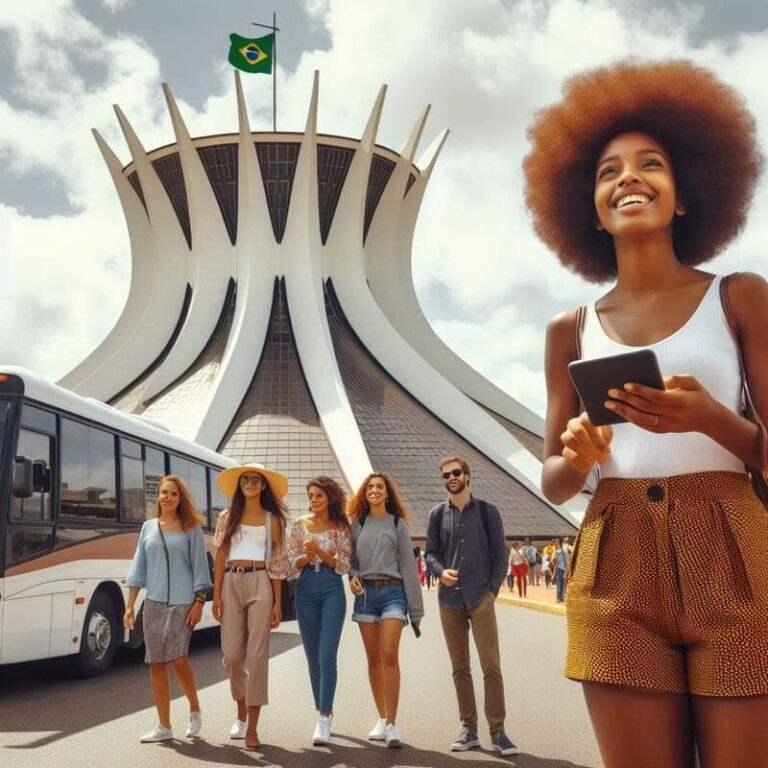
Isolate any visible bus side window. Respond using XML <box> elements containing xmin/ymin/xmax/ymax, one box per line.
<box><xmin>209</xmin><ymin>467</ymin><xmax>228</xmax><ymax>529</ymax></box>
<box><xmin>120</xmin><ymin>439</ymin><xmax>145</xmax><ymax>522</ymax></box>
<box><xmin>144</xmin><ymin>447</ymin><xmax>165</xmax><ymax>519</ymax></box>
<box><xmin>60</xmin><ymin>418</ymin><xmax>117</xmax><ymax>521</ymax></box>
<box><xmin>12</xmin><ymin>429</ymin><xmax>53</xmax><ymax>523</ymax></box>
<box><xmin>188</xmin><ymin>462</ymin><xmax>207</xmax><ymax>523</ymax></box>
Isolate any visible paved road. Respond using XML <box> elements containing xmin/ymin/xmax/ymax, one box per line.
<box><xmin>0</xmin><ymin>590</ymin><xmax>601</xmax><ymax>768</ymax></box>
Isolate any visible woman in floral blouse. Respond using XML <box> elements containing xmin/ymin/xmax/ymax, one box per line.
<box><xmin>288</xmin><ymin>475</ymin><xmax>351</xmax><ymax>747</ymax></box>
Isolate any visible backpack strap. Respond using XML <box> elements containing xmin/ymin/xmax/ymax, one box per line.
<box><xmin>478</xmin><ymin>500</ymin><xmax>490</xmax><ymax>543</ymax></box>
<box><xmin>434</xmin><ymin>501</ymin><xmax>447</xmax><ymax>528</ymax></box>
<box><xmin>426</xmin><ymin>503</ymin><xmax>447</xmax><ymax>576</ymax></box>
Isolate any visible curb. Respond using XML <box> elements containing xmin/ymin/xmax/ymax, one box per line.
<box><xmin>496</xmin><ymin>594</ymin><xmax>566</xmax><ymax>616</ymax></box>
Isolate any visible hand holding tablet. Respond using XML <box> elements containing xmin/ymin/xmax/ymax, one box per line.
<box><xmin>568</xmin><ymin>349</ymin><xmax>665</xmax><ymax>427</ymax></box>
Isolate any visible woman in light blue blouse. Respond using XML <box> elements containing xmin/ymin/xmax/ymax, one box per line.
<box><xmin>124</xmin><ymin>474</ymin><xmax>212</xmax><ymax>743</ymax></box>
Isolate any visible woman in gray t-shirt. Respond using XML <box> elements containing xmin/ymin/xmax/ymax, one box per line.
<box><xmin>347</xmin><ymin>472</ymin><xmax>424</xmax><ymax>749</ymax></box>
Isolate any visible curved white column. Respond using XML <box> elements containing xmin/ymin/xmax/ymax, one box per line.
<box><xmin>281</xmin><ymin>72</ymin><xmax>372</xmax><ymax>488</ymax></box>
<box><xmin>321</xmin><ymin>84</ymin><xmax>387</xmax><ymax>282</ymax></box>
<box><xmin>195</xmin><ymin>71</ymin><xmax>280</xmax><ymax>449</ymax></box>
<box><xmin>138</xmin><ymin>85</ymin><xmax>236</xmax><ymax>410</ymax></box>
<box><xmin>58</xmin><ymin>110</ymin><xmax>190</xmax><ymax>401</ymax></box>
<box><xmin>366</xmin><ymin>122</ymin><xmax>544</xmax><ymax>435</ymax></box>
<box><xmin>326</xmin><ymin>108</ymin><xmax>553</xmax><ymax>510</ymax></box>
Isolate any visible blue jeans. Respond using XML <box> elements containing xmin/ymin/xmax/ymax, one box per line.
<box><xmin>295</xmin><ymin>565</ymin><xmax>346</xmax><ymax>713</ymax></box>
<box><xmin>556</xmin><ymin>568</ymin><xmax>566</xmax><ymax>602</ymax></box>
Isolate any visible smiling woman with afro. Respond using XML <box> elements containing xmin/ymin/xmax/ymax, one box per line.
<box><xmin>530</xmin><ymin>58</ymin><xmax>768</xmax><ymax>768</ymax></box>
<box><xmin>524</xmin><ymin>59</ymin><xmax>762</xmax><ymax>283</ymax></box>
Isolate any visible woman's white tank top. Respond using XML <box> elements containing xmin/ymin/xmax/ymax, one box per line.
<box><xmin>581</xmin><ymin>275</ymin><xmax>743</xmax><ymax>479</ymax></box>
<box><xmin>228</xmin><ymin>524</ymin><xmax>267</xmax><ymax>561</ymax></box>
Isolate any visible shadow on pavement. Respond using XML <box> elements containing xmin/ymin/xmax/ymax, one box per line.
<box><xmin>0</xmin><ymin>628</ymin><xmax>303</xmax><ymax>748</ymax></box>
<box><xmin>141</xmin><ymin>733</ymin><xmax>594</xmax><ymax>768</ymax></box>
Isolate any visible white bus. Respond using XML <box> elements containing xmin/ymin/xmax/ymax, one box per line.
<box><xmin>0</xmin><ymin>367</ymin><xmax>237</xmax><ymax>676</ymax></box>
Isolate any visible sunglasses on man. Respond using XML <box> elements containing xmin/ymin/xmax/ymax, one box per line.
<box><xmin>441</xmin><ymin>469</ymin><xmax>464</xmax><ymax>480</ymax></box>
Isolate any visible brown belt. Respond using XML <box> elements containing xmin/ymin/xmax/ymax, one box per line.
<box><xmin>225</xmin><ymin>560</ymin><xmax>266</xmax><ymax>573</ymax></box>
<box><xmin>363</xmin><ymin>578</ymin><xmax>402</xmax><ymax>588</ymax></box>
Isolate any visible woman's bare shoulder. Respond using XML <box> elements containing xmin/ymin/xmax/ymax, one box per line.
<box><xmin>726</xmin><ymin>271</ymin><xmax>768</xmax><ymax>298</ymax></box>
<box><xmin>723</xmin><ymin>272</ymin><xmax>768</xmax><ymax>328</ymax></box>
<box><xmin>545</xmin><ymin>308</ymin><xmax>585</xmax><ymax>360</ymax></box>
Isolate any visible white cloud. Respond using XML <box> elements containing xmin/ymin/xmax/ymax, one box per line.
<box><xmin>1</xmin><ymin>0</ymin><xmax>767</xmax><ymax>420</ymax></box>
<box><xmin>102</xmin><ymin>0</ymin><xmax>132</xmax><ymax>11</ymax></box>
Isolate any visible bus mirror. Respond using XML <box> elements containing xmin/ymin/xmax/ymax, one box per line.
<box><xmin>12</xmin><ymin>457</ymin><xmax>33</xmax><ymax>499</ymax></box>
<box><xmin>32</xmin><ymin>460</ymin><xmax>51</xmax><ymax>493</ymax></box>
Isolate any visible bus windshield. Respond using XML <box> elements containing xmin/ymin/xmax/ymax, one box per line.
<box><xmin>0</xmin><ymin>397</ymin><xmax>13</xmax><ymax>470</ymax></box>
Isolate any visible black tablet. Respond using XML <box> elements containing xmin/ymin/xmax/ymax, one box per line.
<box><xmin>567</xmin><ymin>349</ymin><xmax>665</xmax><ymax>426</ymax></box>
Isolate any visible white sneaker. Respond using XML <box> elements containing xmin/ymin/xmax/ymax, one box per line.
<box><xmin>312</xmin><ymin>714</ymin><xmax>333</xmax><ymax>745</ymax></box>
<box><xmin>140</xmin><ymin>724</ymin><xmax>174</xmax><ymax>743</ymax></box>
<box><xmin>229</xmin><ymin>719</ymin><xmax>247</xmax><ymax>739</ymax></box>
<box><xmin>184</xmin><ymin>711</ymin><xmax>202</xmax><ymax>738</ymax></box>
<box><xmin>384</xmin><ymin>723</ymin><xmax>402</xmax><ymax>748</ymax></box>
<box><xmin>368</xmin><ymin>717</ymin><xmax>387</xmax><ymax>741</ymax></box>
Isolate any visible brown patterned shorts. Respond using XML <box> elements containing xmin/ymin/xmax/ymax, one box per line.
<box><xmin>565</xmin><ymin>471</ymin><xmax>768</xmax><ymax>697</ymax></box>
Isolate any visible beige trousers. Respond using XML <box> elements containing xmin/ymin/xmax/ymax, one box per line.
<box><xmin>439</xmin><ymin>591</ymin><xmax>506</xmax><ymax>733</ymax></box>
<box><xmin>221</xmin><ymin>569</ymin><xmax>273</xmax><ymax>706</ymax></box>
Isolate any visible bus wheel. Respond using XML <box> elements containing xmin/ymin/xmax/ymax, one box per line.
<box><xmin>74</xmin><ymin>592</ymin><xmax>118</xmax><ymax>677</ymax></box>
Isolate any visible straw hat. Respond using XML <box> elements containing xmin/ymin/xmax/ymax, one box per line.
<box><xmin>216</xmin><ymin>463</ymin><xmax>288</xmax><ymax>500</ymax></box>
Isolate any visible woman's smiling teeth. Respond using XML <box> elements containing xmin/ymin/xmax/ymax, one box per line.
<box><xmin>615</xmin><ymin>193</ymin><xmax>651</xmax><ymax>209</ymax></box>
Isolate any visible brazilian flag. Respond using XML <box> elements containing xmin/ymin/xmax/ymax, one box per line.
<box><xmin>228</xmin><ymin>33</ymin><xmax>273</xmax><ymax>74</ymax></box>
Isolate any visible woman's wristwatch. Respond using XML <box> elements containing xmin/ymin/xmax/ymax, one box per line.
<box><xmin>194</xmin><ymin>590</ymin><xmax>208</xmax><ymax>604</ymax></box>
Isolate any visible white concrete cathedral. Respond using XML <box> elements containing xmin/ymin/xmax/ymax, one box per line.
<box><xmin>59</xmin><ymin>72</ymin><xmax>577</xmax><ymax>536</ymax></box>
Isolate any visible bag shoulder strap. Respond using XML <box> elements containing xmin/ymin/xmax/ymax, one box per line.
<box><xmin>571</xmin><ymin>306</ymin><xmax>588</xmax><ymax>414</ymax></box>
<box><xmin>156</xmin><ymin>519</ymin><xmax>172</xmax><ymax>606</ymax></box>
<box><xmin>574</xmin><ymin>305</ymin><xmax>587</xmax><ymax>360</ymax></box>
<box><xmin>719</xmin><ymin>273</ymin><xmax>768</xmax><ymax>472</ymax></box>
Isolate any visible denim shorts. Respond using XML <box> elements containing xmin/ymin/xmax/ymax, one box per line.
<box><xmin>352</xmin><ymin>582</ymin><xmax>408</xmax><ymax>624</ymax></box>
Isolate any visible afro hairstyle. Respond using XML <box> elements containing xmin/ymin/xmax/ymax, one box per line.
<box><xmin>523</xmin><ymin>59</ymin><xmax>763</xmax><ymax>283</ymax></box>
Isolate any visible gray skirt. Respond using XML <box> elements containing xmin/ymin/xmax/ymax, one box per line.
<box><xmin>143</xmin><ymin>599</ymin><xmax>193</xmax><ymax>664</ymax></box>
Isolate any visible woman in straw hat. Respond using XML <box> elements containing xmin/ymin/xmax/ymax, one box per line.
<box><xmin>528</xmin><ymin>59</ymin><xmax>768</xmax><ymax>767</ymax></box>
<box><xmin>212</xmin><ymin>463</ymin><xmax>289</xmax><ymax>750</ymax></box>
<box><xmin>124</xmin><ymin>474</ymin><xmax>211</xmax><ymax>743</ymax></box>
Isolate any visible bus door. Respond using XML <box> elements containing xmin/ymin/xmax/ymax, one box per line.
<box><xmin>1</xmin><ymin>406</ymin><xmax>62</xmax><ymax>664</ymax></box>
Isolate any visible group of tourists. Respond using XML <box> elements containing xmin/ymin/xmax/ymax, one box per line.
<box><xmin>505</xmin><ymin>538</ymin><xmax>571</xmax><ymax>601</ymax></box>
<box><xmin>123</xmin><ymin>55</ymin><xmax>768</xmax><ymax>768</ymax></box>
<box><xmin>124</xmin><ymin>456</ymin><xmax>518</xmax><ymax>756</ymax></box>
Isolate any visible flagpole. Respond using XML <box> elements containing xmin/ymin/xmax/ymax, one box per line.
<box><xmin>272</xmin><ymin>11</ymin><xmax>277</xmax><ymax>132</ymax></box>
<box><xmin>251</xmin><ymin>15</ymin><xmax>280</xmax><ymax>132</ymax></box>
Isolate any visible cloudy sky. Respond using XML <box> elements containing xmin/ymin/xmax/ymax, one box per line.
<box><xmin>1</xmin><ymin>0</ymin><xmax>767</xmax><ymax>418</ymax></box>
